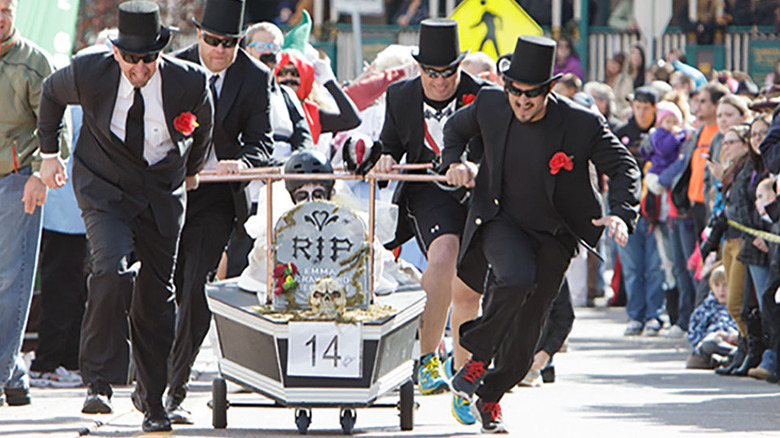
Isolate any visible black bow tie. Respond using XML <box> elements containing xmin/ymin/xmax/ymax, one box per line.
<box><xmin>424</xmin><ymin>107</ymin><xmax>453</xmax><ymax>122</ymax></box>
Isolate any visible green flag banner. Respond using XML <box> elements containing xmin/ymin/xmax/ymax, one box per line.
<box><xmin>15</xmin><ymin>0</ymin><xmax>81</xmax><ymax>67</ymax></box>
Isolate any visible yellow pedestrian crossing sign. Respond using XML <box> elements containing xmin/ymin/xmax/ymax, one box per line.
<box><xmin>450</xmin><ymin>0</ymin><xmax>542</xmax><ymax>60</ymax></box>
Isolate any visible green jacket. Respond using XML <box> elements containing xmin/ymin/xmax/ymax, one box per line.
<box><xmin>0</xmin><ymin>29</ymin><xmax>69</xmax><ymax>179</ymax></box>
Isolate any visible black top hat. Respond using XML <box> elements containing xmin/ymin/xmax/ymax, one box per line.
<box><xmin>110</xmin><ymin>1</ymin><xmax>173</xmax><ymax>54</ymax></box>
<box><xmin>193</xmin><ymin>0</ymin><xmax>245</xmax><ymax>38</ymax></box>
<box><xmin>412</xmin><ymin>18</ymin><xmax>467</xmax><ymax>68</ymax></box>
<box><xmin>501</xmin><ymin>35</ymin><xmax>562</xmax><ymax>86</ymax></box>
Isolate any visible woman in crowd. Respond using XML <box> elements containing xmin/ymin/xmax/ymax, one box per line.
<box><xmin>605</xmin><ymin>52</ymin><xmax>633</xmax><ymax>119</ymax></box>
<box><xmin>553</xmin><ymin>34</ymin><xmax>585</xmax><ymax>80</ymax></box>
<box><xmin>740</xmin><ymin>114</ymin><xmax>777</xmax><ymax>379</ymax></box>
<box><xmin>628</xmin><ymin>43</ymin><xmax>647</xmax><ymax>92</ymax></box>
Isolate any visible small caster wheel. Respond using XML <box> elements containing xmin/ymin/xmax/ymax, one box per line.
<box><xmin>295</xmin><ymin>408</ymin><xmax>311</xmax><ymax>434</ymax></box>
<box><xmin>340</xmin><ymin>408</ymin><xmax>356</xmax><ymax>434</ymax></box>
<box><xmin>399</xmin><ymin>379</ymin><xmax>414</xmax><ymax>430</ymax></box>
<box><xmin>212</xmin><ymin>377</ymin><xmax>227</xmax><ymax>429</ymax></box>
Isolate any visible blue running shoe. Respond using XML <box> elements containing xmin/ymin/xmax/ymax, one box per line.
<box><xmin>444</xmin><ymin>356</ymin><xmax>455</xmax><ymax>380</ymax></box>
<box><xmin>451</xmin><ymin>393</ymin><xmax>476</xmax><ymax>425</ymax></box>
<box><xmin>416</xmin><ymin>353</ymin><xmax>449</xmax><ymax>395</ymax></box>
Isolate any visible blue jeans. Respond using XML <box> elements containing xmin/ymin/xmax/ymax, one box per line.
<box><xmin>747</xmin><ymin>263</ymin><xmax>771</xmax><ymax>314</ymax></box>
<box><xmin>669</xmin><ymin>217</ymin><xmax>698</xmax><ymax>330</ymax></box>
<box><xmin>0</xmin><ymin>170</ymin><xmax>42</xmax><ymax>387</ymax></box>
<box><xmin>618</xmin><ymin>217</ymin><xmax>665</xmax><ymax>323</ymax></box>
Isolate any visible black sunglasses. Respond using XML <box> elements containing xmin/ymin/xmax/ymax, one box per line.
<box><xmin>278</xmin><ymin>66</ymin><xmax>299</xmax><ymax>77</ymax></box>
<box><xmin>202</xmin><ymin>33</ymin><xmax>239</xmax><ymax>48</ymax></box>
<box><xmin>120</xmin><ymin>50</ymin><xmax>159</xmax><ymax>64</ymax></box>
<box><xmin>421</xmin><ymin>65</ymin><xmax>459</xmax><ymax>79</ymax></box>
<box><xmin>505</xmin><ymin>82</ymin><xmax>550</xmax><ymax>98</ymax></box>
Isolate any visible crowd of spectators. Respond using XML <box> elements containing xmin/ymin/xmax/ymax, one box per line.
<box><xmin>577</xmin><ymin>39</ymin><xmax>780</xmax><ymax>385</ymax></box>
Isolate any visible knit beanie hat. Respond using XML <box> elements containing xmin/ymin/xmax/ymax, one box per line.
<box><xmin>656</xmin><ymin>100</ymin><xmax>682</xmax><ymax>126</ymax></box>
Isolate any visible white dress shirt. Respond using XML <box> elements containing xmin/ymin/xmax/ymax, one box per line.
<box><xmin>200</xmin><ymin>58</ymin><xmax>226</xmax><ymax>171</ymax></box>
<box><xmin>422</xmin><ymin>99</ymin><xmax>457</xmax><ymax>155</ymax></box>
<box><xmin>109</xmin><ymin>68</ymin><xmax>174</xmax><ymax>166</ymax></box>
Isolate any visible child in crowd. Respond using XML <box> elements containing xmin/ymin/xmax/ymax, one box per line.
<box><xmin>686</xmin><ymin>264</ymin><xmax>739</xmax><ymax>369</ymax></box>
<box><xmin>755</xmin><ymin>176</ymin><xmax>777</xmax><ymax>225</ymax></box>
<box><xmin>643</xmin><ymin>100</ymin><xmax>686</xmax><ymax>195</ymax></box>
<box><xmin>747</xmin><ymin>176</ymin><xmax>779</xmax><ymax>380</ymax></box>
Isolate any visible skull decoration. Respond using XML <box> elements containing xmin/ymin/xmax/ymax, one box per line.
<box><xmin>308</xmin><ymin>277</ymin><xmax>347</xmax><ymax>319</ymax></box>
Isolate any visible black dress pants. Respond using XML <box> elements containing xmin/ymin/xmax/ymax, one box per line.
<box><xmin>169</xmin><ymin>183</ymin><xmax>235</xmax><ymax>392</ymax></box>
<box><xmin>81</xmin><ymin>207</ymin><xmax>178</xmax><ymax>411</ymax></box>
<box><xmin>458</xmin><ymin>216</ymin><xmax>576</xmax><ymax>402</ymax></box>
<box><xmin>30</xmin><ymin>229</ymin><xmax>87</xmax><ymax>372</ymax></box>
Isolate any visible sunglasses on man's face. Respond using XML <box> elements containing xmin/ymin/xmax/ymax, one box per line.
<box><xmin>420</xmin><ymin>65</ymin><xmax>459</xmax><ymax>79</ymax></box>
<box><xmin>278</xmin><ymin>66</ymin><xmax>299</xmax><ymax>78</ymax></box>
<box><xmin>248</xmin><ymin>40</ymin><xmax>281</xmax><ymax>55</ymax></box>
<box><xmin>120</xmin><ymin>50</ymin><xmax>159</xmax><ymax>64</ymax></box>
<box><xmin>201</xmin><ymin>33</ymin><xmax>239</xmax><ymax>48</ymax></box>
<box><xmin>505</xmin><ymin>82</ymin><xmax>550</xmax><ymax>99</ymax></box>
<box><xmin>292</xmin><ymin>187</ymin><xmax>329</xmax><ymax>203</ymax></box>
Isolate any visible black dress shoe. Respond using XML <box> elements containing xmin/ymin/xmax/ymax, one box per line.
<box><xmin>165</xmin><ymin>387</ymin><xmax>193</xmax><ymax>425</ymax></box>
<box><xmin>167</xmin><ymin>404</ymin><xmax>193</xmax><ymax>425</ymax></box>
<box><xmin>82</xmin><ymin>383</ymin><xmax>112</xmax><ymax>414</ymax></box>
<box><xmin>4</xmin><ymin>387</ymin><xmax>31</xmax><ymax>406</ymax></box>
<box><xmin>142</xmin><ymin>412</ymin><xmax>172</xmax><ymax>432</ymax></box>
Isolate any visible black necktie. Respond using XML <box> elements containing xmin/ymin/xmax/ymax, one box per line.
<box><xmin>209</xmin><ymin>74</ymin><xmax>219</xmax><ymax>104</ymax></box>
<box><xmin>125</xmin><ymin>87</ymin><xmax>145</xmax><ymax>161</ymax></box>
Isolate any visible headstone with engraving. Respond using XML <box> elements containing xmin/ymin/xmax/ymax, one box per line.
<box><xmin>272</xmin><ymin>201</ymin><xmax>370</xmax><ymax>310</ymax></box>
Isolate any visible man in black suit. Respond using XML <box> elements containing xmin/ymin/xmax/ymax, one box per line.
<box><xmin>373</xmin><ymin>18</ymin><xmax>488</xmax><ymax>417</ymax></box>
<box><xmin>163</xmin><ymin>0</ymin><xmax>273</xmax><ymax>424</ymax></box>
<box><xmin>444</xmin><ymin>35</ymin><xmax>640</xmax><ymax>433</ymax></box>
<box><xmin>37</xmin><ymin>1</ymin><xmax>213</xmax><ymax>432</ymax></box>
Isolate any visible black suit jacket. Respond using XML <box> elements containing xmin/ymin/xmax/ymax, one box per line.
<box><xmin>38</xmin><ymin>51</ymin><xmax>214</xmax><ymax>238</ymax></box>
<box><xmin>379</xmin><ymin>71</ymin><xmax>490</xmax><ymax>247</ymax></box>
<box><xmin>175</xmin><ymin>45</ymin><xmax>274</xmax><ymax>223</ymax></box>
<box><xmin>442</xmin><ymin>90</ymin><xmax>641</xmax><ymax>291</ymax></box>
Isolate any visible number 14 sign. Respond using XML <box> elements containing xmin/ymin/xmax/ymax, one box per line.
<box><xmin>287</xmin><ymin>322</ymin><xmax>362</xmax><ymax>378</ymax></box>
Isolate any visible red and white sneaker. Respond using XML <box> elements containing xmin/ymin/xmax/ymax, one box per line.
<box><xmin>450</xmin><ymin>358</ymin><xmax>488</xmax><ymax>400</ymax></box>
<box><xmin>470</xmin><ymin>398</ymin><xmax>508</xmax><ymax>434</ymax></box>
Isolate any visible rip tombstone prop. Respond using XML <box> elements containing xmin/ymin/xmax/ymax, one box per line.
<box><xmin>273</xmin><ymin>201</ymin><xmax>369</xmax><ymax>311</ymax></box>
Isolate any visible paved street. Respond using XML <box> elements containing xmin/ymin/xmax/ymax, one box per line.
<box><xmin>3</xmin><ymin>306</ymin><xmax>780</xmax><ymax>437</ymax></box>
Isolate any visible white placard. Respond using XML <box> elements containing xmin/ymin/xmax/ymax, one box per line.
<box><xmin>333</xmin><ymin>0</ymin><xmax>383</xmax><ymax>15</ymax></box>
<box><xmin>287</xmin><ymin>322</ymin><xmax>362</xmax><ymax>378</ymax></box>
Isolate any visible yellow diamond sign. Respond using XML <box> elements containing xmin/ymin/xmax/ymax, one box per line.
<box><xmin>450</xmin><ymin>0</ymin><xmax>542</xmax><ymax>60</ymax></box>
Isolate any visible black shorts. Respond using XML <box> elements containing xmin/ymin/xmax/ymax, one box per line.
<box><xmin>404</xmin><ymin>182</ymin><xmax>467</xmax><ymax>252</ymax></box>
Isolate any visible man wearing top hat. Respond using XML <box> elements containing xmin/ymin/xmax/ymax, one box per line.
<box><xmin>37</xmin><ymin>1</ymin><xmax>213</xmax><ymax>432</ymax></box>
<box><xmin>162</xmin><ymin>0</ymin><xmax>273</xmax><ymax>424</ymax></box>
<box><xmin>443</xmin><ymin>35</ymin><xmax>640</xmax><ymax>433</ymax></box>
<box><xmin>372</xmin><ymin>17</ymin><xmax>489</xmax><ymax>415</ymax></box>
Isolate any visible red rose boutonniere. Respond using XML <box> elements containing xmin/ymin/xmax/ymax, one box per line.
<box><xmin>549</xmin><ymin>151</ymin><xmax>574</xmax><ymax>175</ymax></box>
<box><xmin>173</xmin><ymin>112</ymin><xmax>198</xmax><ymax>136</ymax></box>
<box><xmin>461</xmin><ymin>93</ymin><xmax>476</xmax><ymax>107</ymax></box>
